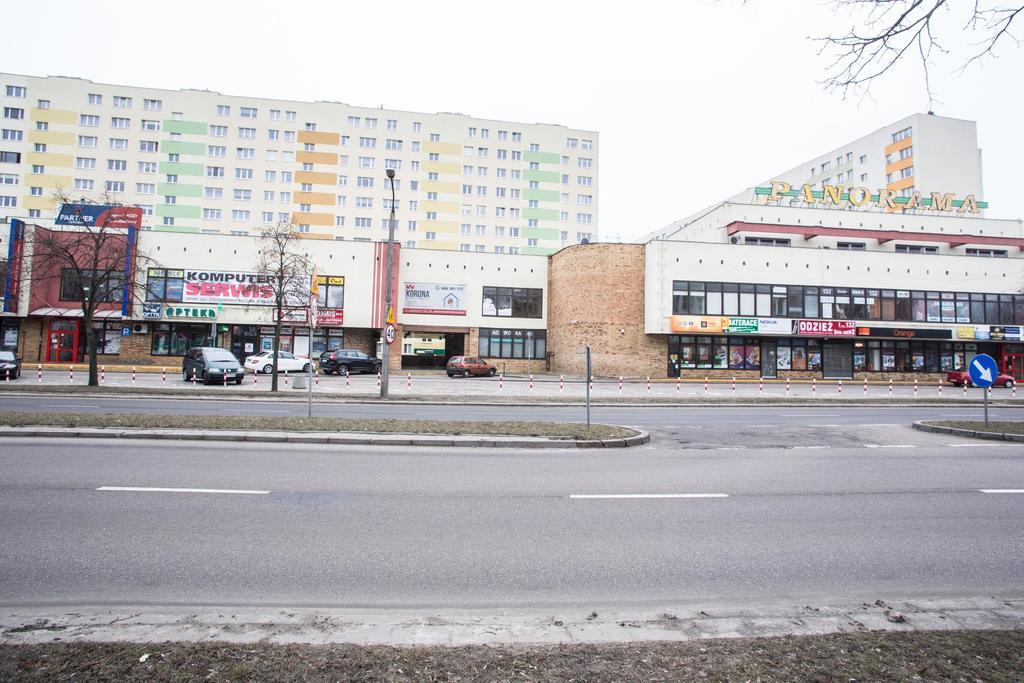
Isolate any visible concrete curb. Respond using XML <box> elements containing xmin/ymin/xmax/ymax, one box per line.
<box><xmin>0</xmin><ymin>426</ymin><xmax>650</xmax><ymax>449</ymax></box>
<box><xmin>912</xmin><ymin>420</ymin><xmax>1024</xmax><ymax>442</ymax></box>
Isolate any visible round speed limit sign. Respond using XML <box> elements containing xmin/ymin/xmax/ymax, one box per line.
<box><xmin>384</xmin><ymin>323</ymin><xmax>396</xmax><ymax>345</ymax></box>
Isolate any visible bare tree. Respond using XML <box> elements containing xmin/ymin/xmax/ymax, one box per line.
<box><xmin>254</xmin><ymin>222</ymin><xmax>312</xmax><ymax>392</ymax></box>
<box><xmin>818</xmin><ymin>1</ymin><xmax>1022</xmax><ymax>105</ymax></box>
<box><xmin>21</xmin><ymin>190</ymin><xmax>151</xmax><ymax>386</ymax></box>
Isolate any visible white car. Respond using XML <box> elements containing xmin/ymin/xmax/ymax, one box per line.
<box><xmin>244</xmin><ymin>350</ymin><xmax>312</xmax><ymax>374</ymax></box>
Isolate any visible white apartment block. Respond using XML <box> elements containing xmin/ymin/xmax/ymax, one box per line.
<box><xmin>0</xmin><ymin>73</ymin><xmax>599</xmax><ymax>255</ymax></box>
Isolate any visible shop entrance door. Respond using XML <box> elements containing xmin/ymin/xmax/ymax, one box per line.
<box><xmin>822</xmin><ymin>341</ymin><xmax>853</xmax><ymax>379</ymax></box>
<box><xmin>46</xmin><ymin>320</ymin><xmax>80</xmax><ymax>363</ymax></box>
<box><xmin>760</xmin><ymin>341</ymin><xmax>777</xmax><ymax>378</ymax></box>
<box><xmin>1006</xmin><ymin>354</ymin><xmax>1024</xmax><ymax>380</ymax></box>
<box><xmin>444</xmin><ymin>333</ymin><xmax>465</xmax><ymax>362</ymax></box>
<box><xmin>230</xmin><ymin>325</ymin><xmax>260</xmax><ymax>361</ymax></box>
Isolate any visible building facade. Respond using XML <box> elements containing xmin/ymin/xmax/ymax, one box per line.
<box><xmin>0</xmin><ymin>73</ymin><xmax>599</xmax><ymax>256</ymax></box>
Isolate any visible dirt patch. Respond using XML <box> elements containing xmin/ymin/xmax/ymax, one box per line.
<box><xmin>2</xmin><ymin>630</ymin><xmax>1022</xmax><ymax>681</ymax></box>
<box><xmin>0</xmin><ymin>411</ymin><xmax>634</xmax><ymax>441</ymax></box>
<box><xmin>926</xmin><ymin>420</ymin><xmax>1024</xmax><ymax>435</ymax></box>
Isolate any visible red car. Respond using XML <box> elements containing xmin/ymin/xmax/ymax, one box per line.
<box><xmin>946</xmin><ymin>370</ymin><xmax>1015</xmax><ymax>388</ymax></box>
<box><xmin>446</xmin><ymin>356</ymin><xmax>497</xmax><ymax>378</ymax></box>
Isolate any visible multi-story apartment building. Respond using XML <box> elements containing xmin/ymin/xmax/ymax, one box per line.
<box><xmin>0</xmin><ymin>73</ymin><xmax>599</xmax><ymax>255</ymax></box>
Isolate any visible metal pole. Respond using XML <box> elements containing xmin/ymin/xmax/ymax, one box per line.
<box><xmin>307</xmin><ymin>325</ymin><xmax>313</xmax><ymax>418</ymax></box>
<box><xmin>585</xmin><ymin>345</ymin><xmax>591</xmax><ymax>429</ymax></box>
<box><xmin>984</xmin><ymin>385</ymin><xmax>989</xmax><ymax>427</ymax></box>
<box><xmin>380</xmin><ymin>170</ymin><xmax>397</xmax><ymax>399</ymax></box>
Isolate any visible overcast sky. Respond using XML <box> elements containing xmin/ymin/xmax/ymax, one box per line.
<box><xmin>6</xmin><ymin>0</ymin><xmax>1022</xmax><ymax>239</ymax></box>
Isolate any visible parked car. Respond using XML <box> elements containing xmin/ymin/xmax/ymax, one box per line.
<box><xmin>319</xmin><ymin>349</ymin><xmax>381</xmax><ymax>375</ymax></box>
<box><xmin>182</xmin><ymin>347</ymin><xmax>245</xmax><ymax>385</ymax></box>
<box><xmin>0</xmin><ymin>350</ymin><xmax>21</xmax><ymax>380</ymax></box>
<box><xmin>244</xmin><ymin>350</ymin><xmax>312</xmax><ymax>374</ymax></box>
<box><xmin>946</xmin><ymin>369</ymin><xmax>1015</xmax><ymax>388</ymax></box>
<box><xmin>446</xmin><ymin>356</ymin><xmax>497</xmax><ymax>378</ymax></box>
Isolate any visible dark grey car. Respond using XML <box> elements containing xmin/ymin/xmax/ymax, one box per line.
<box><xmin>182</xmin><ymin>347</ymin><xmax>245</xmax><ymax>385</ymax></box>
<box><xmin>0</xmin><ymin>350</ymin><xmax>21</xmax><ymax>380</ymax></box>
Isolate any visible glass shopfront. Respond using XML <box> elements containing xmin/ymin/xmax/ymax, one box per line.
<box><xmin>258</xmin><ymin>326</ymin><xmax>344</xmax><ymax>358</ymax></box>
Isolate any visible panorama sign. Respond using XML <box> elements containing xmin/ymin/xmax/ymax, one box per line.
<box><xmin>758</xmin><ymin>181</ymin><xmax>985</xmax><ymax>214</ymax></box>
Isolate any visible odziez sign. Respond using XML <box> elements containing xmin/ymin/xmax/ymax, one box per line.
<box><xmin>758</xmin><ymin>181</ymin><xmax>984</xmax><ymax>214</ymax></box>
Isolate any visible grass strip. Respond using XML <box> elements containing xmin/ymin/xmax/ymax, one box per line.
<box><xmin>3</xmin><ymin>630</ymin><xmax>1023</xmax><ymax>681</ymax></box>
<box><xmin>0</xmin><ymin>411</ymin><xmax>633</xmax><ymax>440</ymax></box>
<box><xmin>925</xmin><ymin>420</ymin><xmax>1024</xmax><ymax>435</ymax></box>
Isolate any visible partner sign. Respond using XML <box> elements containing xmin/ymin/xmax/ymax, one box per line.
<box><xmin>55</xmin><ymin>204</ymin><xmax>143</xmax><ymax>228</ymax></box>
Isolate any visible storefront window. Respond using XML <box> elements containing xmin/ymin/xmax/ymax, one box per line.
<box><xmin>1</xmin><ymin>319</ymin><xmax>17</xmax><ymax>350</ymax></box>
<box><xmin>315</xmin><ymin>276</ymin><xmax>345</xmax><ymax>309</ymax></box>
<box><xmin>90</xmin><ymin>320</ymin><xmax>122</xmax><ymax>355</ymax></box>
<box><xmin>479</xmin><ymin>328</ymin><xmax>546</xmax><ymax>359</ymax></box>
<box><xmin>146</xmin><ymin>269</ymin><xmax>185</xmax><ymax>302</ymax></box>
<box><xmin>152</xmin><ymin>322</ymin><xmax>213</xmax><ymax>356</ymax></box>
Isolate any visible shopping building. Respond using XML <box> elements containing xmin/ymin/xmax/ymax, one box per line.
<box><xmin>0</xmin><ymin>73</ymin><xmax>599</xmax><ymax>255</ymax></box>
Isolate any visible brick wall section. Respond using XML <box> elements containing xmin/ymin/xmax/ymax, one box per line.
<box><xmin>547</xmin><ymin>244</ymin><xmax>664</xmax><ymax>378</ymax></box>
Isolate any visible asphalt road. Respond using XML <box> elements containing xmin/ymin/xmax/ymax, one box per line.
<box><xmin>2</xmin><ymin>432</ymin><xmax>1022</xmax><ymax>609</ymax></box>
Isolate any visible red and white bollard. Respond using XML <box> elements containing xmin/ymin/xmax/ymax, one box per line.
<box><xmin>786</xmin><ymin>377</ymin><xmax>791</xmax><ymax>397</ymax></box>
<box><xmin>498</xmin><ymin>374</ymin><xmax>503</xmax><ymax>391</ymax></box>
<box><xmin>377</xmin><ymin>371</ymin><xmax>381</xmax><ymax>389</ymax></box>
<box><xmin>69</xmin><ymin>365</ymin><xmax>74</xmax><ymax>384</ymax></box>
<box><xmin>812</xmin><ymin>378</ymin><xmax>816</xmax><ymax>396</ymax></box>
<box><xmin>284</xmin><ymin>370</ymin><xmax>289</xmax><ymax>387</ymax></box>
<box><xmin>590</xmin><ymin>375</ymin><xmax>595</xmax><ymax>392</ymax></box>
<box><xmin>131</xmin><ymin>366</ymin><xmax>137</xmax><ymax>385</ymax></box>
<box><xmin>838</xmin><ymin>379</ymin><xmax>843</xmax><ymax>395</ymax></box>
<box><xmin>162</xmin><ymin>367</ymin><xmax>166</xmax><ymax>385</ymax></box>
<box><xmin>345</xmin><ymin>370</ymin><xmax>350</xmax><ymax>389</ymax></box>
<box><xmin>529</xmin><ymin>373</ymin><xmax>534</xmax><ymax>392</ymax></box>
<box><xmin>938</xmin><ymin>380</ymin><xmax>942</xmax><ymax>396</ymax></box>
<box><xmin>963</xmin><ymin>381</ymin><xmax>967</xmax><ymax>399</ymax></box>
<box><xmin>677</xmin><ymin>376</ymin><xmax>681</xmax><ymax>394</ymax></box>
<box><xmin>407</xmin><ymin>372</ymin><xmax>411</xmax><ymax>390</ymax></box>
<box><xmin>704</xmin><ymin>376</ymin><xmax>708</xmax><ymax>396</ymax></box>
<box><xmin>191</xmin><ymin>368</ymin><xmax>197</xmax><ymax>386</ymax></box>
<box><xmin>37</xmin><ymin>364</ymin><xmax>42</xmax><ymax>383</ymax></box>
<box><xmin>4</xmin><ymin>367</ymin><xmax>8</xmax><ymax>382</ymax></box>
<box><xmin>314</xmin><ymin>369</ymin><xmax>319</xmax><ymax>387</ymax></box>
<box><xmin>253</xmin><ymin>371</ymin><xmax>258</xmax><ymax>385</ymax></box>
<box><xmin>1013</xmin><ymin>382</ymin><xmax>1017</xmax><ymax>399</ymax></box>
<box><xmin>759</xmin><ymin>378</ymin><xmax>763</xmax><ymax>396</ymax></box>
<box><xmin>223</xmin><ymin>370</ymin><xmax>227</xmax><ymax>387</ymax></box>
<box><xmin>863</xmin><ymin>377</ymin><xmax>868</xmax><ymax>395</ymax></box>
<box><xmin>100</xmin><ymin>365</ymin><xmax>105</xmax><ymax>384</ymax></box>
<box><xmin>618</xmin><ymin>376</ymin><xmax>623</xmax><ymax>393</ymax></box>
<box><xmin>646</xmin><ymin>376</ymin><xmax>651</xmax><ymax>393</ymax></box>
<box><xmin>559</xmin><ymin>374</ymin><xmax>564</xmax><ymax>393</ymax></box>
<box><xmin>889</xmin><ymin>378</ymin><xmax>893</xmax><ymax>397</ymax></box>
<box><xmin>732</xmin><ymin>377</ymin><xmax>736</xmax><ymax>396</ymax></box>
<box><xmin>913</xmin><ymin>378</ymin><xmax>918</xmax><ymax>398</ymax></box>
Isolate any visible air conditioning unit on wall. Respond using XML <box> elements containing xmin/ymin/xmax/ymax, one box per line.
<box><xmin>133</xmin><ymin>323</ymin><xmax>149</xmax><ymax>334</ymax></box>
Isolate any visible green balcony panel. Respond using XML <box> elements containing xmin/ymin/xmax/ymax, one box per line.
<box><xmin>155</xmin><ymin>204</ymin><xmax>201</xmax><ymax>219</ymax></box>
<box><xmin>524</xmin><ymin>227</ymin><xmax>560</xmax><ymax>240</ymax></box>
<box><xmin>152</xmin><ymin>225</ymin><xmax>201</xmax><ymax>234</ymax></box>
<box><xmin>159</xmin><ymin>161</ymin><xmax>204</xmax><ymax>176</ymax></box>
<box><xmin>157</xmin><ymin>182</ymin><xmax>202</xmax><ymax>197</ymax></box>
<box><xmin>162</xmin><ymin>140</ymin><xmax>205</xmax><ymax>156</ymax></box>
<box><xmin>522</xmin><ymin>245</ymin><xmax>557</xmax><ymax>256</ymax></box>
<box><xmin>163</xmin><ymin>120</ymin><xmax>208</xmax><ymax>135</ymax></box>
<box><xmin>523</xmin><ymin>169</ymin><xmax>561</xmax><ymax>183</ymax></box>
<box><xmin>523</xmin><ymin>207</ymin><xmax>560</xmax><ymax>221</ymax></box>
<box><xmin>523</xmin><ymin>188</ymin><xmax>560</xmax><ymax>202</ymax></box>
<box><xmin>524</xmin><ymin>150</ymin><xmax>560</xmax><ymax>164</ymax></box>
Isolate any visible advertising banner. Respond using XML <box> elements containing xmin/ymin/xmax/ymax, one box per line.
<box><xmin>1002</xmin><ymin>326</ymin><xmax>1023</xmax><ymax>341</ymax></box>
<box><xmin>755</xmin><ymin>318</ymin><xmax>791</xmax><ymax>335</ymax></box>
<box><xmin>670</xmin><ymin>315</ymin><xmax>725</xmax><ymax>333</ymax></box>
<box><xmin>855</xmin><ymin>327</ymin><xmax>952</xmax><ymax>340</ymax></box>
<box><xmin>55</xmin><ymin>204</ymin><xmax>143</xmax><ymax>228</ymax></box>
<box><xmin>316</xmin><ymin>309</ymin><xmax>345</xmax><ymax>326</ymax></box>
<box><xmin>141</xmin><ymin>303</ymin><xmax>162</xmax><ymax>319</ymax></box>
<box><xmin>179</xmin><ymin>270</ymin><xmax>305</xmax><ymax>306</ymax></box>
<box><xmin>974</xmin><ymin>325</ymin><xmax>991</xmax><ymax>340</ymax></box>
<box><xmin>956</xmin><ymin>326</ymin><xmax>976</xmax><ymax>340</ymax></box>
<box><xmin>402</xmin><ymin>282</ymin><xmax>467</xmax><ymax>315</ymax></box>
<box><xmin>726</xmin><ymin>317</ymin><xmax>758</xmax><ymax>334</ymax></box>
<box><xmin>793</xmin><ymin>320</ymin><xmax>856</xmax><ymax>336</ymax></box>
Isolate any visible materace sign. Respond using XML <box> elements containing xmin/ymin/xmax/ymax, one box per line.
<box><xmin>181</xmin><ymin>270</ymin><xmax>305</xmax><ymax>306</ymax></box>
<box><xmin>402</xmin><ymin>282</ymin><xmax>467</xmax><ymax>315</ymax></box>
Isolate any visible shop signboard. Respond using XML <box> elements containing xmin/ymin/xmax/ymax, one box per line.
<box><xmin>956</xmin><ymin>326</ymin><xmax>976</xmax><ymax>340</ymax></box>
<box><xmin>793</xmin><ymin>320</ymin><xmax>856</xmax><ymax>337</ymax></box>
<box><xmin>755</xmin><ymin>318</ymin><xmax>791</xmax><ymax>335</ymax></box>
<box><xmin>55</xmin><ymin>203</ymin><xmax>143</xmax><ymax>228</ymax></box>
<box><xmin>855</xmin><ymin>327</ymin><xmax>952</xmax><ymax>340</ymax></box>
<box><xmin>1002</xmin><ymin>326</ymin><xmax>1023</xmax><ymax>341</ymax></box>
<box><xmin>726</xmin><ymin>317</ymin><xmax>758</xmax><ymax>334</ymax></box>
<box><xmin>670</xmin><ymin>315</ymin><xmax>725</xmax><ymax>334</ymax></box>
<box><xmin>402</xmin><ymin>282</ymin><xmax>467</xmax><ymax>315</ymax></box>
<box><xmin>141</xmin><ymin>303</ymin><xmax>162</xmax><ymax>320</ymax></box>
<box><xmin>974</xmin><ymin>325</ymin><xmax>991</xmax><ymax>341</ymax></box>
<box><xmin>180</xmin><ymin>269</ymin><xmax>305</xmax><ymax>306</ymax></box>
<box><xmin>316</xmin><ymin>309</ymin><xmax>345</xmax><ymax>326</ymax></box>
<box><xmin>165</xmin><ymin>306</ymin><xmax>217</xmax><ymax>319</ymax></box>
<box><xmin>989</xmin><ymin>326</ymin><xmax>1006</xmax><ymax>341</ymax></box>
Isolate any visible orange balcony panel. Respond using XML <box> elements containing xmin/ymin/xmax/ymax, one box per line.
<box><xmin>298</xmin><ymin>130</ymin><xmax>340</xmax><ymax>146</ymax></box>
<box><xmin>295</xmin><ymin>191</ymin><xmax>334</xmax><ymax>205</ymax></box>
<box><xmin>886</xmin><ymin>176</ymin><xmax>915</xmax><ymax>192</ymax></box>
<box><xmin>296</xmin><ymin>150</ymin><xmax>338</xmax><ymax>165</ymax></box>
<box><xmin>884</xmin><ymin>136</ymin><xmax>913</xmax><ymax>155</ymax></box>
<box><xmin>293</xmin><ymin>211</ymin><xmax>333</xmax><ymax>226</ymax></box>
<box><xmin>295</xmin><ymin>170</ymin><xmax>336</xmax><ymax>185</ymax></box>
<box><xmin>885</xmin><ymin>156</ymin><xmax>914</xmax><ymax>174</ymax></box>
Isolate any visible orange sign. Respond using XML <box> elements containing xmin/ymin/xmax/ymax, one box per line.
<box><xmin>670</xmin><ymin>315</ymin><xmax>726</xmax><ymax>334</ymax></box>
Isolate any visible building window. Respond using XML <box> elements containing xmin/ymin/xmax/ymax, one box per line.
<box><xmin>837</xmin><ymin>242</ymin><xmax>866</xmax><ymax>251</ymax></box>
<box><xmin>966</xmin><ymin>248</ymin><xmax>1008</xmax><ymax>257</ymax></box>
<box><xmin>481</xmin><ymin>287</ymin><xmax>543</xmax><ymax>318</ymax></box>
<box><xmin>60</xmin><ymin>269</ymin><xmax>124</xmax><ymax>302</ymax></box>
<box><xmin>314</xmin><ymin>276</ymin><xmax>345</xmax><ymax>309</ymax></box>
<box><xmin>479</xmin><ymin>328</ymin><xmax>546</xmax><ymax>359</ymax></box>
<box><xmin>895</xmin><ymin>244</ymin><xmax>938</xmax><ymax>254</ymax></box>
<box><xmin>744</xmin><ymin>237</ymin><xmax>791</xmax><ymax>247</ymax></box>
<box><xmin>892</xmin><ymin>127</ymin><xmax>912</xmax><ymax>143</ymax></box>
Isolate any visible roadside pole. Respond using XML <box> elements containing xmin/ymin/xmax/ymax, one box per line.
<box><xmin>585</xmin><ymin>345</ymin><xmax>592</xmax><ymax>429</ymax></box>
<box><xmin>308</xmin><ymin>268</ymin><xmax>319</xmax><ymax>419</ymax></box>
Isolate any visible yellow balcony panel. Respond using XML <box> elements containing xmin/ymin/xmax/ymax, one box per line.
<box><xmin>22</xmin><ymin>195</ymin><xmax>60</xmax><ymax>210</ymax></box>
<box><xmin>422</xmin><ymin>219</ymin><xmax>458</xmax><ymax>232</ymax></box>
<box><xmin>28</xmin><ymin>130</ymin><xmax>75</xmax><ymax>146</ymax></box>
<box><xmin>424</xmin><ymin>141</ymin><xmax>462</xmax><ymax>155</ymax></box>
<box><xmin>298</xmin><ymin>130</ymin><xmax>340</xmax><ymax>146</ymax></box>
<box><xmin>422</xmin><ymin>181</ymin><xmax>460</xmax><ymax>194</ymax></box>
<box><xmin>296</xmin><ymin>232</ymin><xmax>333</xmax><ymax>240</ymax></box>
<box><xmin>421</xmin><ymin>200</ymin><xmax>459</xmax><ymax>213</ymax></box>
<box><xmin>295</xmin><ymin>170</ymin><xmax>336</xmax><ymax>185</ymax></box>
<box><xmin>296</xmin><ymin>150</ymin><xmax>338</xmax><ymax>165</ymax></box>
<box><xmin>295</xmin><ymin>191</ymin><xmax>334</xmax><ymax>205</ymax></box>
<box><xmin>30</xmin><ymin>108</ymin><xmax>76</xmax><ymax>124</ymax></box>
<box><xmin>423</xmin><ymin>161</ymin><xmax>460</xmax><ymax>175</ymax></box>
<box><xmin>293</xmin><ymin>211</ymin><xmax>333</xmax><ymax>226</ymax></box>
<box><xmin>27</xmin><ymin>152</ymin><xmax>73</xmax><ymax>167</ymax></box>
<box><xmin>24</xmin><ymin>174</ymin><xmax>73</xmax><ymax>189</ymax></box>
<box><xmin>883</xmin><ymin>136</ymin><xmax>913</xmax><ymax>155</ymax></box>
<box><xmin>885</xmin><ymin>156</ymin><xmax>914</xmax><ymax>174</ymax></box>
<box><xmin>886</xmin><ymin>177</ymin><xmax>915</xmax><ymax>192</ymax></box>
<box><xmin>420</xmin><ymin>241</ymin><xmax>459</xmax><ymax>251</ymax></box>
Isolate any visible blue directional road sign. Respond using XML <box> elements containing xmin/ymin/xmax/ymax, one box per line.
<box><xmin>968</xmin><ymin>353</ymin><xmax>999</xmax><ymax>389</ymax></box>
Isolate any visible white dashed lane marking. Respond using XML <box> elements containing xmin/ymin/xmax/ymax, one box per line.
<box><xmin>570</xmin><ymin>493</ymin><xmax>729</xmax><ymax>499</ymax></box>
<box><xmin>97</xmin><ymin>486</ymin><xmax>270</xmax><ymax>495</ymax></box>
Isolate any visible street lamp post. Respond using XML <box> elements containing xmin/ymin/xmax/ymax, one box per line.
<box><xmin>380</xmin><ymin>169</ymin><xmax>397</xmax><ymax>398</ymax></box>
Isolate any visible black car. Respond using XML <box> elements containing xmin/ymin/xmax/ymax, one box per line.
<box><xmin>319</xmin><ymin>349</ymin><xmax>381</xmax><ymax>375</ymax></box>
<box><xmin>182</xmin><ymin>347</ymin><xmax>245</xmax><ymax>385</ymax></box>
<box><xmin>0</xmin><ymin>350</ymin><xmax>21</xmax><ymax>380</ymax></box>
